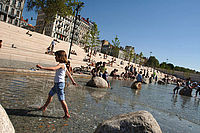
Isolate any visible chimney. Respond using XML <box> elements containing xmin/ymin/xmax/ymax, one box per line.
<box><xmin>87</xmin><ymin>18</ymin><xmax>89</xmax><ymax>22</ymax></box>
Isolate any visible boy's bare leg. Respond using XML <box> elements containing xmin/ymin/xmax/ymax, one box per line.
<box><xmin>39</xmin><ymin>95</ymin><xmax>53</xmax><ymax>112</ymax></box>
<box><xmin>60</xmin><ymin>100</ymin><xmax>70</xmax><ymax>118</ymax></box>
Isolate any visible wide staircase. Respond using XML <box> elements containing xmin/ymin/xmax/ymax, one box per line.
<box><xmin>0</xmin><ymin>22</ymin><xmax>89</xmax><ymax>68</ymax></box>
<box><xmin>0</xmin><ymin>21</ymin><xmax>129</xmax><ymax>73</ymax></box>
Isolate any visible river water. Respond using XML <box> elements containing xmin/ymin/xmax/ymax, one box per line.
<box><xmin>0</xmin><ymin>72</ymin><xmax>199</xmax><ymax>133</ymax></box>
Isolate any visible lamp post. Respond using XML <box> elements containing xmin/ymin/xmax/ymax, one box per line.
<box><xmin>68</xmin><ymin>2</ymin><xmax>84</xmax><ymax>59</ymax></box>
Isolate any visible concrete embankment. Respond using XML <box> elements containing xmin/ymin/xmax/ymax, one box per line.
<box><xmin>157</xmin><ymin>68</ymin><xmax>200</xmax><ymax>81</ymax></box>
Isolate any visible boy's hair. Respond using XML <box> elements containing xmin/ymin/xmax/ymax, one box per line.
<box><xmin>55</xmin><ymin>50</ymin><xmax>67</xmax><ymax>63</ymax></box>
<box><xmin>0</xmin><ymin>40</ymin><xmax>2</xmax><ymax>43</ymax></box>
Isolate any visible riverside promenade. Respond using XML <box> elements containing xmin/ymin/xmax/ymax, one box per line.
<box><xmin>0</xmin><ymin>21</ymin><xmax>163</xmax><ymax>79</ymax></box>
<box><xmin>1</xmin><ymin>22</ymin><xmax>200</xmax><ymax>133</ymax></box>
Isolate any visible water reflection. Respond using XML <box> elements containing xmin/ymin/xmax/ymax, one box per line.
<box><xmin>131</xmin><ymin>89</ymin><xmax>141</xmax><ymax>95</ymax></box>
<box><xmin>0</xmin><ymin>73</ymin><xmax>200</xmax><ymax>133</ymax></box>
<box><xmin>194</xmin><ymin>98</ymin><xmax>200</xmax><ymax>107</ymax></box>
<box><xmin>180</xmin><ymin>96</ymin><xmax>191</xmax><ymax>109</ymax></box>
<box><xmin>171</xmin><ymin>94</ymin><xmax>178</xmax><ymax>106</ymax></box>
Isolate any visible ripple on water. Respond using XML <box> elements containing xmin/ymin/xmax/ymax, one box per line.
<box><xmin>0</xmin><ymin>73</ymin><xmax>200</xmax><ymax>133</ymax></box>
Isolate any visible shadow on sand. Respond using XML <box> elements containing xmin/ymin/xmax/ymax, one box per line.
<box><xmin>5</xmin><ymin>108</ymin><xmax>62</xmax><ymax>119</ymax></box>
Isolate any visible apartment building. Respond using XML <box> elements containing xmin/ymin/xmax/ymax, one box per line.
<box><xmin>0</xmin><ymin>0</ymin><xmax>25</xmax><ymax>26</ymax></box>
<box><xmin>35</xmin><ymin>11</ymin><xmax>92</xmax><ymax>45</ymax></box>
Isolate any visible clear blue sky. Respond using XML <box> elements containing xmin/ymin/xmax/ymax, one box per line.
<box><xmin>22</xmin><ymin>0</ymin><xmax>200</xmax><ymax>72</ymax></box>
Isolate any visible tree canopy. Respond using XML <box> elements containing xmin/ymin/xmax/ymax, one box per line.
<box><xmin>26</xmin><ymin>0</ymin><xmax>81</xmax><ymax>33</ymax></box>
<box><xmin>145</xmin><ymin>56</ymin><xmax>159</xmax><ymax>68</ymax></box>
<box><xmin>88</xmin><ymin>22</ymin><xmax>100</xmax><ymax>60</ymax></box>
<box><xmin>111</xmin><ymin>35</ymin><xmax>120</xmax><ymax>57</ymax></box>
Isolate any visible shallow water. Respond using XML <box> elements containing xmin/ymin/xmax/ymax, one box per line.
<box><xmin>0</xmin><ymin>73</ymin><xmax>200</xmax><ymax>133</ymax></box>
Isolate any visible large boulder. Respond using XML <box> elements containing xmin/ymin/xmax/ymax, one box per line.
<box><xmin>179</xmin><ymin>87</ymin><xmax>192</xmax><ymax>97</ymax></box>
<box><xmin>131</xmin><ymin>81</ymin><xmax>142</xmax><ymax>89</ymax></box>
<box><xmin>94</xmin><ymin>110</ymin><xmax>162</xmax><ymax>133</ymax></box>
<box><xmin>0</xmin><ymin>104</ymin><xmax>15</xmax><ymax>133</ymax></box>
<box><xmin>86</xmin><ymin>77</ymin><xmax>108</xmax><ymax>88</ymax></box>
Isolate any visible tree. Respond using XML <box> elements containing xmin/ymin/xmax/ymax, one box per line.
<box><xmin>160</xmin><ymin>62</ymin><xmax>167</xmax><ymax>69</ymax></box>
<box><xmin>128</xmin><ymin>48</ymin><xmax>134</xmax><ymax>64</ymax></box>
<box><xmin>138</xmin><ymin>52</ymin><xmax>143</xmax><ymax>65</ymax></box>
<box><xmin>145</xmin><ymin>56</ymin><xmax>159</xmax><ymax>68</ymax></box>
<box><xmin>111</xmin><ymin>35</ymin><xmax>120</xmax><ymax>57</ymax></box>
<box><xmin>123</xmin><ymin>47</ymin><xmax>134</xmax><ymax>64</ymax></box>
<box><xmin>81</xmin><ymin>31</ymin><xmax>90</xmax><ymax>46</ymax></box>
<box><xmin>26</xmin><ymin>0</ymin><xmax>81</xmax><ymax>34</ymax></box>
<box><xmin>167</xmin><ymin>63</ymin><xmax>174</xmax><ymax>70</ymax></box>
<box><xmin>88</xmin><ymin>22</ymin><xmax>100</xmax><ymax>61</ymax></box>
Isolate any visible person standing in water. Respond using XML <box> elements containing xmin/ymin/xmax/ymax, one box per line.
<box><xmin>173</xmin><ymin>80</ymin><xmax>181</xmax><ymax>94</ymax></box>
<box><xmin>36</xmin><ymin>50</ymin><xmax>77</xmax><ymax>118</ymax></box>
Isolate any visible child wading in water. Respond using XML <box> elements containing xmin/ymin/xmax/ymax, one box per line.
<box><xmin>36</xmin><ymin>50</ymin><xmax>77</xmax><ymax>118</ymax></box>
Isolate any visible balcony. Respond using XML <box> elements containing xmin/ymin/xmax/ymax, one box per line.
<box><xmin>8</xmin><ymin>13</ymin><xmax>16</xmax><ymax>19</ymax></box>
<box><xmin>0</xmin><ymin>10</ymin><xmax>7</xmax><ymax>15</ymax></box>
<box><xmin>64</xmin><ymin>27</ymin><xmax>70</xmax><ymax>31</ymax></box>
<box><xmin>65</xmin><ymin>21</ymin><xmax>71</xmax><ymax>25</ymax></box>
<box><xmin>57</xmin><ymin>24</ymin><xmax>62</xmax><ymax>28</ymax></box>
<box><xmin>75</xmin><ymin>21</ymin><xmax>81</xmax><ymax>26</ymax></box>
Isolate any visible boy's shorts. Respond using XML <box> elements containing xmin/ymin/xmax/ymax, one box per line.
<box><xmin>49</xmin><ymin>82</ymin><xmax>65</xmax><ymax>101</ymax></box>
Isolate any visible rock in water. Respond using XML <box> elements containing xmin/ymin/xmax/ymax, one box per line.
<box><xmin>179</xmin><ymin>87</ymin><xmax>192</xmax><ymax>97</ymax></box>
<box><xmin>131</xmin><ymin>81</ymin><xmax>142</xmax><ymax>89</ymax></box>
<box><xmin>94</xmin><ymin>110</ymin><xmax>162</xmax><ymax>133</ymax></box>
<box><xmin>0</xmin><ymin>104</ymin><xmax>15</xmax><ymax>133</ymax></box>
<box><xmin>86</xmin><ymin>77</ymin><xmax>108</xmax><ymax>88</ymax></box>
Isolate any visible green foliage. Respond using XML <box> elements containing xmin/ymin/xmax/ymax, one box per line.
<box><xmin>123</xmin><ymin>47</ymin><xmax>134</xmax><ymax>63</ymax></box>
<box><xmin>160</xmin><ymin>62</ymin><xmax>167</xmax><ymax>69</ymax></box>
<box><xmin>128</xmin><ymin>48</ymin><xmax>134</xmax><ymax>63</ymax></box>
<box><xmin>111</xmin><ymin>35</ymin><xmax>120</xmax><ymax>57</ymax></box>
<box><xmin>167</xmin><ymin>63</ymin><xmax>174</xmax><ymax>70</ymax></box>
<box><xmin>89</xmin><ymin>22</ymin><xmax>100</xmax><ymax>47</ymax></box>
<box><xmin>174</xmin><ymin>66</ymin><xmax>196</xmax><ymax>73</ymax></box>
<box><xmin>81</xmin><ymin>31</ymin><xmax>90</xmax><ymax>46</ymax></box>
<box><xmin>139</xmin><ymin>52</ymin><xmax>143</xmax><ymax>65</ymax></box>
<box><xmin>87</xmin><ymin>22</ymin><xmax>100</xmax><ymax>59</ymax></box>
<box><xmin>26</xmin><ymin>0</ymin><xmax>81</xmax><ymax>33</ymax></box>
<box><xmin>145</xmin><ymin>56</ymin><xmax>159</xmax><ymax>68</ymax></box>
<box><xmin>123</xmin><ymin>50</ymin><xmax>129</xmax><ymax>61</ymax></box>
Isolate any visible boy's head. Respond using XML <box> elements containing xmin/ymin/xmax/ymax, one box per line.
<box><xmin>0</xmin><ymin>40</ymin><xmax>2</xmax><ymax>43</ymax></box>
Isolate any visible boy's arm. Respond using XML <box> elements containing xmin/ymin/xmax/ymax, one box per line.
<box><xmin>66</xmin><ymin>69</ymin><xmax>77</xmax><ymax>85</ymax></box>
<box><xmin>36</xmin><ymin>64</ymin><xmax>61</xmax><ymax>71</ymax></box>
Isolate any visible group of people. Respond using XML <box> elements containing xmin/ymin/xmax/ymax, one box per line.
<box><xmin>173</xmin><ymin>77</ymin><xmax>200</xmax><ymax>97</ymax></box>
<box><xmin>70</xmin><ymin>50</ymin><xmax>77</xmax><ymax>55</ymax></box>
<box><xmin>91</xmin><ymin>61</ymin><xmax>110</xmax><ymax>88</ymax></box>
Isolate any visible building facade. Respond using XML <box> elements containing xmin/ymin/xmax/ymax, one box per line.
<box><xmin>0</xmin><ymin>0</ymin><xmax>25</xmax><ymax>26</ymax></box>
<box><xmin>35</xmin><ymin>11</ymin><xmax>92</xmax><ymax>45</ymax></box>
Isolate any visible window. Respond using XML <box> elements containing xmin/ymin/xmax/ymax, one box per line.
<box><xmin>16</xmin><ymin>11</ymin><xmax>20</xmax><ymax>17</ymax></box>
<box><xmin>5</xmin><ymin>6</ymin><xmax>9</xmax><ymax>13</ymax></box>
<box><xmin>0</xmin><ymin>3</ymin><xmax>2</xmax><ymax>11</ymax></box>
<box><xmin>12</xmin><ymin>0</ymin><xmax>16</xmax><ymax>6</ymax></box>
<box><xmin>11</xmin><ymin>8</ymin><xmax>14</xmax><ymax>15</ymax></box>
<box><xmin>15</xmin><ymin>20</ymin><xmax>18</xmax><ymax>25</ymax></box>
<box><xmin>18</xmin><ymin>1</ymin><xmax>21</xmax><ymax>8</ymax></box>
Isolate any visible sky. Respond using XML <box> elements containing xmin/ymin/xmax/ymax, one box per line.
<box><xmin>22</xmin><ymin>0</ymin><xmax>200</xmax><ymax>72</ymax></box>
